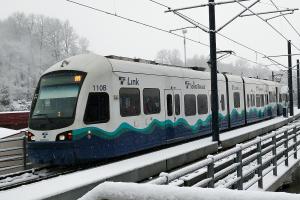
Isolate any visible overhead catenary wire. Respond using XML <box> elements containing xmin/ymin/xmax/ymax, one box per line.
<box><xmin>236</xmin><ymin>0</ymin><xmax>300</xmax><ymax>52</ymax></box>
<box><xmin>66</xmin><ymin>0</ymin><xmax>209</xmax><ymax>48</ymax></box>
<box><xmin>147</xmin><ymin>0</ymin><xmax>287</xmax><ymax>69</ymax></box>
<box><xmin>67</xmin><ymin>0</ymin><xmax>281</xmax><ymax>70</ymax></box>
<box><xmin>257</xmin><ymin>0</ymin><xmax>288</xmax><ymax>10</ymax></box>
<box><xmin>269</xmin><ymin>0</ymin><xmax>300</xmax><ymax>40</ymax></box>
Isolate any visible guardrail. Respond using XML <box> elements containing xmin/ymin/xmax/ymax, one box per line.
<box><xmin>0</xmin><ymin>132</ymin><xmax>28</xmax><ymax>175</ymax></box>
<box><xmin>149</xmin><ymin>122</ymin><xmax>300</xmax><ymax>190</ymax></box>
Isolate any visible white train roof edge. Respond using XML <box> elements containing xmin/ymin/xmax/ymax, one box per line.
<box><xmin>43</xmin><ymin>53</ymin><xmax>283</xmax><ymax>87</ymax></box>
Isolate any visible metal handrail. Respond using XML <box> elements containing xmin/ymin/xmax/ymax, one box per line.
<box><xmin>150</xmin><ymin>121</ymin><xmax>300</xmax><ymax>190</ymax></box>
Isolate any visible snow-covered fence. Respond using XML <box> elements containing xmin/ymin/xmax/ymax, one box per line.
<box><xmin>148</xmin><ymin>122</ymin><xmax>300</xmax><ymax>190</ymax></box>
<box><xmin>79</xmin><ymin>182</ymin><xmax>300</xmax><ymax>200</ymax></box>
<box><xmin>0</xmin><ymin>133</ymin><xmax>28</xmax><ymax>175</ymax></box>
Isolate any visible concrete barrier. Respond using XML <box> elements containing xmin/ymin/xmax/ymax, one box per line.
<box><xmin>79</xmin><ymin>182</ymin><xmax>300</xmax><ymax>200</ymax></box>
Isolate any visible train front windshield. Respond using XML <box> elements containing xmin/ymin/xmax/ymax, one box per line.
<box><xmin>29</xmin><ymin>71</ymin><xmax>86</xmax><ymax>130</ymax></box>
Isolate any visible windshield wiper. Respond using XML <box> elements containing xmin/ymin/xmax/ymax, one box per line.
<box><xmin>33</xmin><ymin>113</ymin><xmax>53</xmax><ymax>123</ymax></box>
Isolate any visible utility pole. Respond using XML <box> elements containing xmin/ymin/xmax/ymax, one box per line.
<box><xmin>208</xmin><ymin>0</ymin><xmax>219</xmax><ymax>142</ymax></box>
<box><xmin>297</xmin><ymin>59</ymin><xmax>300</xmax><ymax>109</ymax></box>
<box><xmin>288</xmin><ymin>40</ymin><xmax>294</xmax><ymax>116</ymax></box>
<box><xmin>182</xmin><ymin>29</ymin><xmax>187</xmax><ymax>67</ymax></box>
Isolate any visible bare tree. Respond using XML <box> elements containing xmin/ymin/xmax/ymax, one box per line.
<box><xmin>156</xmin><ymin>49</ymin><xmax>183</xmax><ymax>66</ymax></box>
<box><xmin>0</xmin><ymin>12</ymin><xmax>91</xmax><ymax>111</ymax></box>
<box><xmin>78</xmin><ymin>37</ymin><xmax>89</xmax><ymax>53</ymax></box>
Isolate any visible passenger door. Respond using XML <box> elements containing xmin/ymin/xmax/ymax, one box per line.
<box><xmin>219</xmin><ymin>92</ymin><xmax>228</xmax><ymax>130</ymax></box>
<box><xmin>164</xmin><ymin>89</ymin><xmax>183</xmax><ymax>142</ymax></box>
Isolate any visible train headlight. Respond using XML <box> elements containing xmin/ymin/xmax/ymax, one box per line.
<box><xmin>58</xmin><ymin>135</ymin><xmax>66</xmax><ymax>141</ymax></box>
<box><xmin>56</xmin><ymin>131</ymin><xmax>72</xmax><ymax>141</ymax></box>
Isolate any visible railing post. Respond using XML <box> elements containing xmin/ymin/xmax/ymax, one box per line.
<box><xmin>284</xmin><ymin>130</ymin><xmax>289</xmax><ymax>166</ymax></box>
<box><xmin>159</xmin><ymin>172</ymin><xmax>169</xmax><ymax>185</ymax></box>
<box><xmin>293</xmin><ymin>127</ymin><xmax>297</xmax><ymax>159</ymax></box>
<box><xmin>272</xmin><ymin>132</ymin><xmax>277</xmax><ymax>176</ymax></box>
<box><xmin>207</xmin><ymin>155</ymin><xmax>215</xmax><ymax>188</ymax></box>
<box><xmin>23</xmin><ymin>136</ymin><xmax>27</xmax><ymax>170</ymax></box>
<box><xmin>257</xmin><ymin>137</ymin><xmax>263</xmax><ymax>189</ymax></box>
<box><xmin>236</xmin><ymin>144</ymin><xmax>243</xmax><ymax>190</ymax></box>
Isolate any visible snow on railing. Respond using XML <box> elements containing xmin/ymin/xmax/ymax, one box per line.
<box><xmin>148</xmin><ymin>121</ymin><xmax>300</xmax><ymax>190</ymax></box>
<box><xmin>79</xmin><ymin>182</ymin><xmax>300</xmax><ymax>200</ymax></box>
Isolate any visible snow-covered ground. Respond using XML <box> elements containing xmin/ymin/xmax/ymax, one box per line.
<box><xmin>79</xmin><ymin>182</ymin><xmax>300</xmax><ymax>200</ymax></box>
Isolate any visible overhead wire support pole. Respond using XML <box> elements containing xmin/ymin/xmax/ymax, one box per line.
<box><xmin>165</xmin><ymin>0</ymin><xmax>251</xmax><ymax>13</ymax></box>
<box><xmin>208</xmin><ymin>0</ymin><xmax>219</xmax><ymax>143</ymax></box>
<box><xmin>216</xmin><ymin>0</ymin><xmax>260</xmax><ymax>32</ymax></box>
<box><xmin>265</xmin><ymin>12</ymin><xmax>294</xmax><ymax>22</ymax></box>
<box><xmin>240</xmin><ymin>8</ymin><xmax>299</xmax><ymax>17</ymax></box>
<box><xmin>262</xmin><ymin>53</ymin><xmax>300</xmax><ymax>58</ymax></box>
<box><xmin>288</xmin><ymin>40</ymin><xmax>294</xmax><ymax>116</ymax></box>
<box><xmin>173</xmin><ymin>11</ymin><xmax>209</xmax><ymax>33</ymax></box>
<box><xmin>169</xmin><ymin>26</ymin><xmax>196</xmax><ymax>32</ymax></box>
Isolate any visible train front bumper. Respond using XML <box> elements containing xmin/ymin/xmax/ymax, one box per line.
<box><xmin>27</xmin><ymin>141</ymin><xmax>76</xmax><ymax>165</ymax></box>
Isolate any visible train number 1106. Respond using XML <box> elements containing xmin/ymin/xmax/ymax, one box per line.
<box><xmin>93</xmin><ymin>85</ymin><xmax>107</xmax><ymax>92</ymax></box>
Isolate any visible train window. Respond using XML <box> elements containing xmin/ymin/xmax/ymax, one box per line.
<box><xmin>175</xmin><ymin>94</ymin><xmax>180</xmax><ymax>115</ymax></box>
<box><xmin>233</xmin><ymin>92</ymin><xmax>240</xmax><ymax>108</ymax></box>
<box><xmin>167</xmin><ymin>94</ymin><xmax>173</xmax><ymax>116</ymax></box>
<box><xmin>120</xmin><ymin>88</ymin><xmax>141</xmax><ymax>117</ymax></box>
<box><xmin>143</xmin><ymin>88</ymin><xmax>160</xmax><ymax>115</ymax></box>
<box><xmin>247</xmin><ymin>94</ymin><xmax>250</xmax><ymax>108</ymax></box>
<box><xmin>265</xmin><ymin>94</ymin><xmax>269</xmax><ymax>104</ymax></box>
<box><xmin>220</xmin><ymin>94</ymin><xmax>225</xmax><ymax>111</ymax></box>
<box><xmin>197</xmin><ymin>94</ymin><xmax>208</xmax><ymax>114</ymax></box>
<box><xmin>261</xmin><ymin>94</ymin><xmax>265</xmax><ymax>107</ymax></box>
<box><xmin>84</xmin><ymin>93</ymin><xmax>109</xmax><ymax>124</ymax></box>
<box><xmin>256</xmin><ymin>94</ymin><xmax>261</xmax><ymax>107</ymax></box>
<box><xmin>185</xmin><ymin>94</ymin><xmax>196</xmax><ymax>116</ymax></box>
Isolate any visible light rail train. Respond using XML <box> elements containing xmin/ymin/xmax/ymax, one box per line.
<box><xmin>27</xmin><ymin>54</ymin><xmax>288</xmax><ymax>164</ymax></box>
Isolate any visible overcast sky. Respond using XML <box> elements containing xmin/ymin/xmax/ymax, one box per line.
<box><xmin>1</xmin><ymin>0</ymin><xmax>300</xmax><ymax>70</ymax></box>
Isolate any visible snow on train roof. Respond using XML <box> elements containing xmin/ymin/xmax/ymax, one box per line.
<box><xmin>42</xmin><ymin>54</ymin><xmax>278</xmax><ymax>87</ymax></box>
<box><xmin>243</xmin><ymin>77</ymin><xmax>277</xmax><ymax>87</ymax></box>
<box><xmin>108</xmin><ymin>57</ymin><xmax>226</xmax><ymax>81</ymax></box>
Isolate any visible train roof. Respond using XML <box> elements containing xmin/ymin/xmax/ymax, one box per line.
<box><xmin>108</xmin><ymin>57</ymin><xmax>226</xmax><ymax>81</ymax></box>
<box><xmin>43</xmin><ymin>54</ymin><xmax>278</xmax><ymax>86</ymax></box>
<box><xmin>43</xmin><ymin>54</ymin><xmax>103</xmax><ymax>75</ymax></box>
<box><xmin>243</xmin><ymin>77</ymin><xmax>275</xmax><ymax>86</ymax></box>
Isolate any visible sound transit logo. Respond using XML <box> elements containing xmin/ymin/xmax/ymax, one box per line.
<box><xmin>119</xmin><ymin>76</ymin><xmax>140</xmax><ymax>85</ymax></box>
